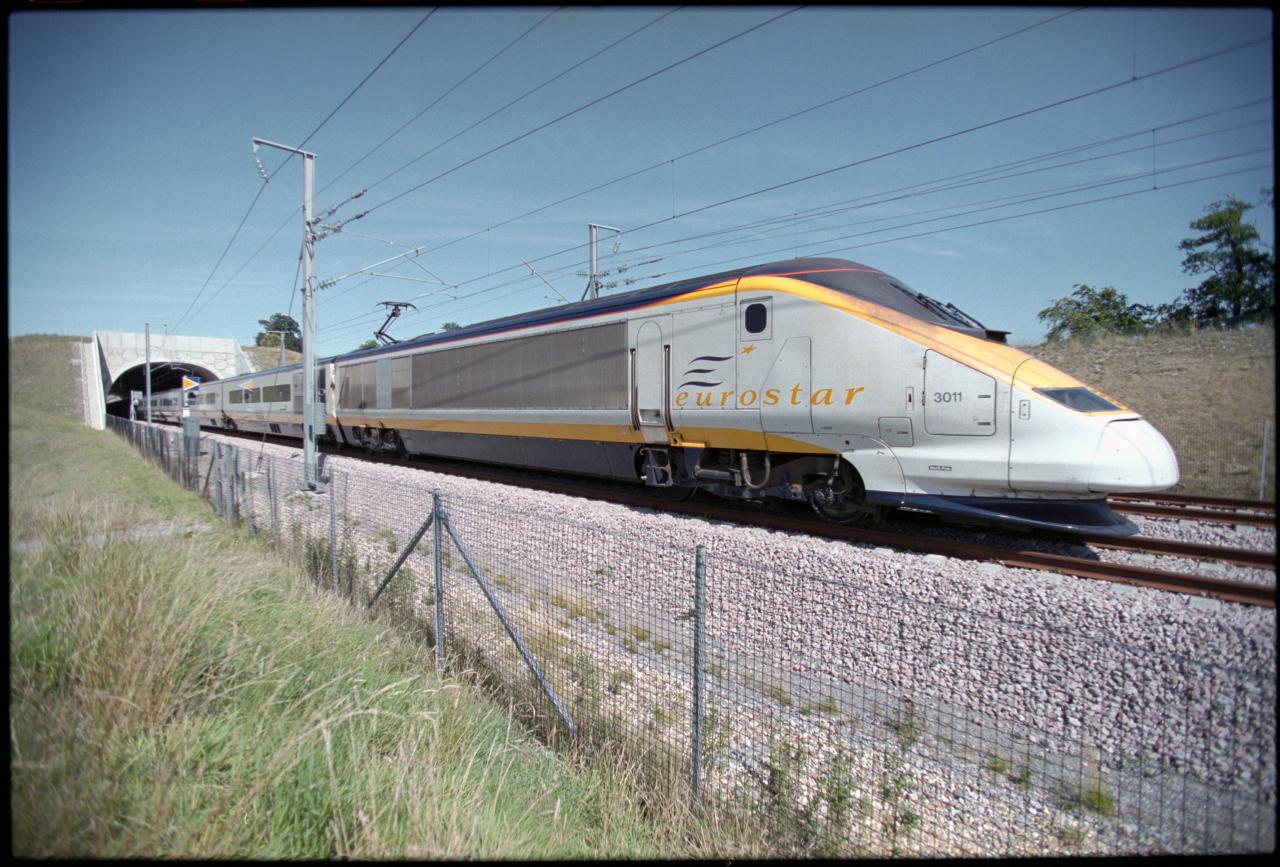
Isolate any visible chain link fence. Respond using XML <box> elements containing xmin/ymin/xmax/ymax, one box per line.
<box><xmin>1165</xmin><ymin>416</ymin><xmax>1274</xmax><ymax>502</ymax></box>
<box><xmin>106</xmin><ymin>417</ymin><xmax>1276</xmax><ymax>856</ymax></box>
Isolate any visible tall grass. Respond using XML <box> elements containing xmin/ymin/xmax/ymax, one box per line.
<box><xmin>11</xmin><ymin>503</ymin><xmax>736</xmax><ymax>857</ymax></box>
<box><xmin>9</xmin><ymin>336</ymin><xmax>768</xmax><ymax>858</ymax></box>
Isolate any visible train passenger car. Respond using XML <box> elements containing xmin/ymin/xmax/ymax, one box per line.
<box><xmin>151</xmin><ymin>257</ymin><xmax>1179</xmax><ymax>535</ymax></box>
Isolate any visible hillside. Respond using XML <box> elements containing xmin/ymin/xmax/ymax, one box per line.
<box><xmin>1023</xmin><ymin>325</ymin><xmax>1275</xmax><ymax>500</ymax></box>
<box><xmin>242</xmin><ymin>344</ymin><xmax>302</xmax><ymax>371</ymax></box>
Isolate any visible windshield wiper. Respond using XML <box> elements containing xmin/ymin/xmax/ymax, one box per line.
<box><xmin>944</xmin><ymin>301</ymin><xmax>985</xmax><ymax>330</ymax></box>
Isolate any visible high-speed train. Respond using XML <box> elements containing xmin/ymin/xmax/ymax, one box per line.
<box><xmin>147</xmin><ymin>257</ymin><xmax>1179</xmax><ymax>535</ymax></box>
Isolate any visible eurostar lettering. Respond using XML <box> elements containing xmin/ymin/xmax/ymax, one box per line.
<box><xmin>675</xmin><ymin>385</ymin><xmax>866</xmax><ymax>408</ymax></box>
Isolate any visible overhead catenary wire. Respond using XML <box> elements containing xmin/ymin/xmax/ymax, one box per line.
<box><xmin>316</xmin><ymin>143</ymin><xmax>1272</xmax><ymax>347</ymax></box>
<box><xmin>207</xmin><ymin>6</ymin><xmax>662</xmax><ymax>326</ymax></box>
<box><xmin>355</xmin><ymin>162</ymin><xmax>1273</xmax><ymax>340</ymax></box>
<box><xmin>324</xmin><ymin>6</ymin><xmax>562</xmax><ymax>198</ymax></box>
<box><xmin>172</xmin><ymin>10</ymin><xmax>435</xmax><ymax>333</ymax></box>
<box><xmin>356</xmin><ymin>6</ymin><xmax>806</xmax><ymax>219</ymax></box>
<box><xmin>315</xmin><ymin>34</ymin><xmax>1270</xmax><ymax>340</ymax></box>
<box><xmin>321</xmin><ymin>6</ymin><xmax>1084</xmax><ymax>298</ymax></box>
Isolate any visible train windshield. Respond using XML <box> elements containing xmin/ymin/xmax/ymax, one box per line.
<box><xmin>800</xmin><ymin>265</ymin><xmax>985</xmax><ymax>332</ymax></box>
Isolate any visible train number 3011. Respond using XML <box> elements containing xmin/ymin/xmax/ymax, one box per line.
<box><xmin>933</xmin><ymin>391</ymin><xmax>962</xmax><ymax>403</ymax></box>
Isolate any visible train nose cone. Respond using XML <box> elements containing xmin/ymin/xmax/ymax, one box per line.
<box><xmin>1088</xmin><ymin>418</ymin><xmax>1180</xmax><ymax>492</ymax></box>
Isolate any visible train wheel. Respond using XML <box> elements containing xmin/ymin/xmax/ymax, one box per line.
<box><xmin>808</xmin><ymin>461</ymin><xmax>877</xmax><ymax>524</ymax></box>
<box><xmin>387</xmin><ymin>429</ymin><xmax>407</xmax><ymax>458</ymax></box>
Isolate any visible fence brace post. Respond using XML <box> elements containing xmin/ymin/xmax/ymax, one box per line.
<box><xmin>433</xmin><ymin>489</ymin><xmax>445</xmax><ymax>673</ymax></box>
<box><xmin>692</xmin><ymin>544</ymin><xmax>707</xmax><ymax>816</ymax></box>
<box><xmin>366</xmin><ymin>512</ymin><xmax>435</xmax><ymax>610</ymax></box>
<box><xmin>438</xmin><ymin>509</ymin><xmax>586</xmax><ymax>751</ymax></box>
<box><xmin>202</xmin><ymin>440</ymin><xmax>215</xmax><ymax>500</ymax></box>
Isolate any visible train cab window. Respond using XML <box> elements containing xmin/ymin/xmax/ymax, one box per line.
<box><xmin>741</xmin><ymin>298</ymin><xmax>771</xmax><ymax>339</ymax></box>
<box><xmin>1034</xmin><ymin>387</ymin><xmax>1121</xmax><ymax>413</ymax></box>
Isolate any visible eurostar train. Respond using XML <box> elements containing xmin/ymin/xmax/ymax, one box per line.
<box><xmin>147</xmin><ymin>257</ymin><xmax>1179</xmax><ymax>535</ymax></box>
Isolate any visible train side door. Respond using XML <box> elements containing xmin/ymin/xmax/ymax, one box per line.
<box><xmin>733</xmin><ymin>294</ymin><xmax>773</xmax><ymax>436</ymax></box>
<box><xmin>631</xmin><ymin>316</ymin><xmax>672</xmax><ymax>445</ymax></box>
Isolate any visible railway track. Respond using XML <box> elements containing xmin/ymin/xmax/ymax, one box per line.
<box><xmin>173</xmin><ymin>423</ymin><xmax>1276</xmax><ymax>608</ymax></box>
<box><xmin>1107</xmin><ymin>492</ymin><xmax>1275</xmax><ymax>527</ymax></box>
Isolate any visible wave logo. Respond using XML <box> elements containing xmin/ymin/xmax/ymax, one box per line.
<box><xmin>679</xmin><ymin>355</ymin><xmax>732</xmax><ymax>389</ymax></box>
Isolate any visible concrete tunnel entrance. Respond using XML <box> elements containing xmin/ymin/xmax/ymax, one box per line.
<box><xmin>105</xmin><ymin>361</ymin><xmax>221</xmax><ymax>418</ymax></box>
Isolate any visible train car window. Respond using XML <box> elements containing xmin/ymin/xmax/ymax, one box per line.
<box><xmin>741</xmin><ymin>298</ymin><xmax>771</xmax><ymax>338</ymax></box>
<box><xmin>410</xmin><ymin>352</ymin><xmax>433</xmax><ymax>408</ymax></box>
<box><xmin>278</xmin><ymin>385</ymin><xmax>291</xmax><ymax>403</ymax></box>
<box><xmin>391</xmin><ymin>356</ymin><xmax>411</xmax><ymax>409</ymax></box>
<box><xmin>229</xmin><ymin>390</ymin><xmax>242</xmax><ymax>405</ymax></box>
<box><xmin>338</xmin><ymin>362</ymin><xmax>375</xmax><ymax>410</ymax></box>
<box><xmin>408</xmin><ymin>322</ymin><xmax>626</xmax><ymax>410</ymax></box>
<box><xmin>250</xmin><ymin>388</ymin><xmax>262</xmax><ymax>403</ymax></box>
<box><xmin>1034</xmin><ymin>387</ymin><xmax>1120</xmax><ymax>413</ymax></box>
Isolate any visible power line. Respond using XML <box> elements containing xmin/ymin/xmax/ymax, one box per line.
<box><xmin>358</xmin><ymin>6</ymin><xmax>805</xmax><ymax>219</ymax></box>
<box><xmin>208</xmin><ymin>5</ymin><xmax>613</xmax><ymax>325</ymax></box>
<box><xmin>325</xmin><ymin>7</ymin><xmax>1081</xmax><ymax>292</ymax></box>
<box><xmin>172</xmin><ymin>10</ymin><xmax>435</xmax><ymax>333</ymax></box>
<box><xmin>318</xmin><ymin>130</ymin><xmax>1273</xmax><ymax>345</ymax></box>
<box><xmin>173</xmin><ymin>183</ymin><xmax>271</xmax><ymax>333</ymax></box>
<box><xmin>318</xmin><ymin>33</ymin><xmax>1269</xmax><ymax>337</ymax></box>
<box><xmin>324</xmin><ymin>7</ymin><xmax>560</xmax><ymax>197</ymax></box>
<box><xmin>255</xmin><ymin>8</ymin><xmax>438</xmax><ymax>191</ymax></box>
<box><xmin>323</xmin><ymin>98</ymin><xmax>1270</xmax><ymax>330</ymax></box>
<box><xmin>360</xmin><ymin>162</ymin><xmax>1272</xmax><ymax>342</ymax></box>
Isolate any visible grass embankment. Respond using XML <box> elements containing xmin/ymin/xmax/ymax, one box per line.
<box><xmin>242</xmin><ymin>344</ymin><xmax>302</xmax><ymax>371</ymax></box>
<box><xmin>1023</xmin><ymin>325</ymin><xmax>1276</xmax><ymax>500</ymax></box>
<box><xmin>9</xmin><ymin>336</ymin><xmax>760</xmax><ymax>858</ymax></box>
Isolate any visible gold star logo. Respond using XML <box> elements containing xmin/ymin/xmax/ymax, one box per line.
<box><xmin>741</xmin><ymin>344</ymin><xmax>757</xmax><ymax>354</ymax></box>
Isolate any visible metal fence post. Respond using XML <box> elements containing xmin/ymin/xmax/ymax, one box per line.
<box><xmin>433</xmin><ymin>489</ymin><xmax>445</xmax><ymax>672</ymax></box>
<box><xmin>245</xmin><ymin>456</ymin><xmax>257</xmax><ymax>538</ymax></box>
<box><xmin>329</xmin><ymin>470</ymin><xmax>339</xmax><ymax>595</ymax></box>
<box><xmin>692</xmin><ymin>544</ymin><xmax>707</xmax><ymax>816</ymax></box>
<box><xmin>214</xmin><ymin>442</ymin><xmax>224</xmax><ymax>519</ymax></box>
<box><xmin>1260</xmin><ymin>418</ymin><xmax>1272</xmax><ymax>501</ymax></box>
<box><xmin>230</xmin><ymin>447</ymin><xmax>239</xmax><ymax>525</ymax></box>
<box><xmin>269</xmin><ymin>456</ymin><xmax>280</xmax><ymax>549</ymax></box>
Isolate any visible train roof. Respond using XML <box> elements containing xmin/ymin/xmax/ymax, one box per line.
<box><xmin>213</xmin><ymin>256</ymin><xmax>992</xmax><ymax>385</ymax></box>
<box><xmin>337</xmin><ymin>257</ymin><xmax>989</xmax><ymax>363</ymax></box>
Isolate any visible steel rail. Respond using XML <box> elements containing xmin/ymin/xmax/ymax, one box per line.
<box><xmin>1107</xmin><ymin>501</ymin><xmax>1275</xmax><ymax>527</ymax></box>
<box><xmin>626</xmin><ymin>497</ymin><xmax>1275</xmax><ymax>609</ymax></box>
<box><xmin>1079</xmin><ymin>533</ymin><xmax>1275</xmax><ymax>569</ymax></box>
<box><xmin>1109</xmin><ymin>492</ymin><xmax>1275</xmax><ymax>513</ymax></box>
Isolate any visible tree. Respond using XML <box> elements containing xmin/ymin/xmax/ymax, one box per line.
<box><xmin>441</xmin><ymin>321</ymin><xmax>462</xmax><ymax>332</ymax></box>
<box><xmin>354</xmin><ymin>339</ymin><xmax>378</xmax><ymax>351</ymax></box>
<box><xmin>1036</xmin><ymin>284</ymin><xmax>1152</xmax><ymax>342</ymax></box>
<box><xmin>1177</xmin><ymin>193</ymin><xmax>1275</xmax><ymax>323</ymax></box>
<box><xmin>255</xmin><ymin>314</ymin><xmax>301</xmax><ymax>352</ymax></box>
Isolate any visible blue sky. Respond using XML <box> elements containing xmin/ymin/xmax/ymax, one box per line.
<box><xmin>8</xmin><ymin>5</ymin><xmax>1274</xmax><ymax>352</ymax></box>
